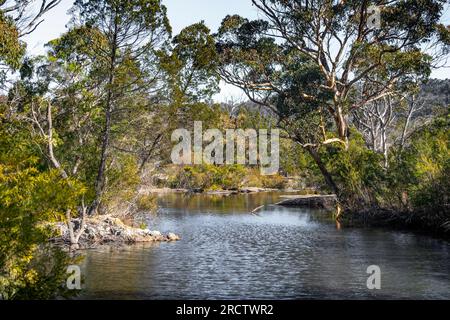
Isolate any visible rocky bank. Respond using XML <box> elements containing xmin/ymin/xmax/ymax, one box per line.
<box><xmin>52</xmin><ymin>215</ymin><xmax>180</xmax><ymax>249</ymax></box>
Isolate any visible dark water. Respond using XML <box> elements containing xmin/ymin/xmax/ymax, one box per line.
<box><xmin>80</xmin><ymin>193</ymin><xmax>450</xmax><ymax>299</ymax></box>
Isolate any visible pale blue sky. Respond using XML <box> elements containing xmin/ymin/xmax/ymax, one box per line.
<box><xmin>23</xmin><ymin>0</ymin><xmax>260</xmax><ymax>54</ymax></box>
<box><xmin>22</xmin><ymin>0</ymin><xmax>449</xmax><ymax>101</ymax></box>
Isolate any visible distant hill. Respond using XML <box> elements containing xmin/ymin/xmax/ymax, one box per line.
<box><xmin>419</xmin><ymin>78</ymin><xmax>450</xmax><ymax>112</ymax></box>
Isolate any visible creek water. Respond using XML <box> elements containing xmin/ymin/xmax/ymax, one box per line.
<box><xmin>80</xmin><ymin>192</ymin><xmax>450</xmax><ymax>299</ymax></box>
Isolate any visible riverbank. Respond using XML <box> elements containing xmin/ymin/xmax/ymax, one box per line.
<box><xmin>51</xmin><ymin>215</ymin><xmax>180</xmax><ymax>249</ymax></box>
<box><xmin>274</xmin><ymin>194</ymin><xmax>449</xmax><ymax>238</ymax></box>
<box><xmin>340</xmin><ymin>208</ymin><xmax>450</xmax><ymax>238</ymax></box>
<box><xmin>276</xmin><ymin>194</ymin><xmax>337</xmax><ymax>210</ymax></box>
<box><xmin>140</xmin><ymin>186</ymin><xmax>307</xmax><ymax>196</ymax></box>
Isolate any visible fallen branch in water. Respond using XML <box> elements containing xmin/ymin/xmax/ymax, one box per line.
<box><xmin>250</xmin><ymin>205</ymin><xmax>265</xmax><ymax>216</ymax></box>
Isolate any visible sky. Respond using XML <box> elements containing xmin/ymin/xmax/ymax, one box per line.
<box><xmin>23</xmin><ymin>0</ymin><xmax>260</xmax><ymax>53</ymax></box>
<box><xmin>22</xmin><ymin>0</ymin><xmax>450</xmax><ymax>102</ymax></box>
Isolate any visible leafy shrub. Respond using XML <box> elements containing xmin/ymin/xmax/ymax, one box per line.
<box><xmin>169</xmin><ymin>164</ymin><xmax>247</xmax><ymax>190</ymax></box>
<box><xmin>0</xmin><ymin>116</ymin><xmax>83</xmax><ymax>299</ymax></box>
<box><xmin>324</xmin><ymin>130</ymin><xmax>386</xmax><ymax>209</ymax></box>
<box><xmin>394</xmin><ymin>114</ymin><xmax>449</xmax><ymax>212</ymax></box>
<box><xmin>136</xmin><ymin>194</ymin><xmax>158</xmax><ymax>212</ymax></box>
<box><xmin>260</xmin><ymin>174</ymin><xmax>287</xmax><ymax>189</ymax></box>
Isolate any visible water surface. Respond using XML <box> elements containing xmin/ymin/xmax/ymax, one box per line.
<box><xmin>80</xmin><ymin>193</ymin><xmax>450</xmax><ymax>299</ymax></box>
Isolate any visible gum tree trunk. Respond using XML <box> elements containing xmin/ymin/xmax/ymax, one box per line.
<box><xmin>306</xmin><ymin>147</ymin><xmax>340</xmax><ymax>197</ymax></box>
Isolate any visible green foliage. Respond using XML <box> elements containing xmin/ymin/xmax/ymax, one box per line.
<box><xmin>169</xmin><ymin>164</ymin><xmax>246</xmax><ymax>191</ymax></box>
<box><xmin>136</xmin><ymin>194</ymin><xmax>158</xmax><ymax>212</ymax></box>
<box><xmin>169</xmin><ymin>22</ymin><xmax>220</xmax><ymax>102</ymax></box>
<box><xmin>324</xmin><ymin>130</ymin><xmax>386</xmax><ymax>208</ymax></box>
<box><xmin>1</xmin><ymin>247</ymin><xmax>80</xmax><ymax>300</ymax></box>
<box><xmin>0</xmin><ymin>11</ymin><xmax>25</xmax><ymax>70</ymax></box>
<box><xmin>0</xmin><ymin>114</ymin><xmax>84</xmax><ymax>299</ymax></box>
<box><xmin>73</xmin><ymin>0</ymin><xmax>172</xmax><ymax>36</ymax></box>
<box><xmin>321</xmin><ymin>114</ymin><xmax>449</xmax><ymax>215</ymax></box>
<box><xmin>102</xmin><ymin>154</ymin><xmax>141</xmax><ymax>213</ymax></box>
<box><xmin>168</xmin><ymin>164</ymin><xmax>289</xmax><ymax>191</ymax></box>
<box><xmin>260</xmin><ymin>174</ymin><xmax>286</xmax><ymax>189</ymax></box>
<box><xmin>393</xmin><ymin>113</ymin><xmax>449</xmax><ymax>211</ymax></box>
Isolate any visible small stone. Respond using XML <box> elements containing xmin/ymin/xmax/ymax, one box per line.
<box><xmin>167</xmin><ymin>233</ymin><xmax>180</xmax><ymax>241</ymax></box>
<box><xmin>147</xmin><ymin>230</ymin><xmax>161</xmax><ymax>237</ymax></box>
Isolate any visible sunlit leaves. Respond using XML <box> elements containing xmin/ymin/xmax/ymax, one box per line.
<box><xmin>0</xmin><ymin>114</ymin><xmax>85</xmax><ymax>299</ymax></box>
<box><xmin>0</xmin><ymin>11</ymin><xmax>25</xmax><ymax>70</ymax></box>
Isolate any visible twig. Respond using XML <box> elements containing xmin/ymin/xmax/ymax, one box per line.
<box><xmin>250</xmin><ymin>205</ymin><xmax>265</xmax><ymax>216</ymax></box>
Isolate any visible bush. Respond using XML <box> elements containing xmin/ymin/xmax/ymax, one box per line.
<box><xmin>323</xmin><ymin>114</ymin><xmax>449</xmax><ymax>217</ymax></box>
<box><xmin>0</xmin><ymin>116</ymin><xmax>83</xmax><ymax>299</ymax></box>
<box><xmin>394</xmin><ymin>114</ymin><xmax>449</xmax><ymax>212</ymax></box>
<box><xmin>260</xmin><ymin>174</ymin><xmax>287</xmax><ymax>189</ymax></box>
<box><xmin>324</xmin><ymin>130</ymin><xmax>387</xmax><ymax>209</ymax></box>
<box><xmin>169</xmin><ymin>164</ymin><xmax>249</xmax><ymax>190</ymax></box>
<box><xmin>136</xmin><ymin>194</ymin><xmax>158</xmax><ymax>212</ymax></box>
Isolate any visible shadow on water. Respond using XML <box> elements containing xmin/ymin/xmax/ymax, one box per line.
<box><xmin>80</xmin><ymin>192</ymin><xmax>450</xmax><ymax>300</ymax></box>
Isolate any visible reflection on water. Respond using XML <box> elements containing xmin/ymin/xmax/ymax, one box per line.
<box><xmin>80</xmin><ymin>192</ymin><xmax>450</xmax><ymax>300</ymax></box>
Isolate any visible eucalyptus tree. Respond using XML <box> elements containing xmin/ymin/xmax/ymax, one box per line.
<box><xmin>0</xmin><ymin>0</ymin><xmax>61</xmax><ymax>37</ymax></box>
<box><xmin>167</xmin><ymin>22</ymin><xmax>220</xmax><ymax>104</ymax></box>
<box><xmin>0</xmin><ymin>0</ymin><xmax>62</xmax><ymax>86</ymax></box>
<box><xmin>159</xmin><ymin>22</ymin><xmax>221</xmax><ymax>128</ymax></box>
<box><xmin>353</xmin><ymin>94</ymin><xmax>397</xmax><ymax>167</ymax></box>
<box><xmin>216</xmin><ymin>0</ymin><xmax>449</xmax><ymax>196</ymax></box>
